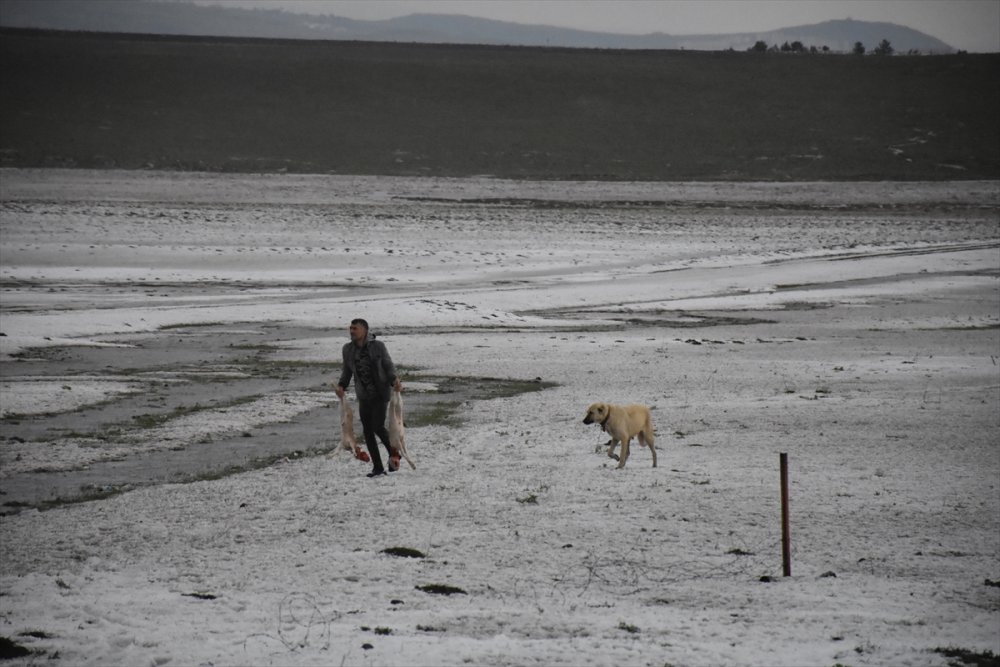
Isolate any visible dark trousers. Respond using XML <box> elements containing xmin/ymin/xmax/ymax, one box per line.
<box><xmin>358</xmin><ymin>397</ymin><xmax>392</xmax><ymax>471</ymax></box>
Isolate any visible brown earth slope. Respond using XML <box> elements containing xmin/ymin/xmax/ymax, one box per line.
<box><xmin>1</xmin><ymin>28</ymin><xmax>998</xmax><ymax>180</ymax></box>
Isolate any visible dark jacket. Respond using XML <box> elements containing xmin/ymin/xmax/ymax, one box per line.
<box><xmin>338</xmin><ymin>333</ymin><xmax>398</xmax><ymax>402</ymax></box>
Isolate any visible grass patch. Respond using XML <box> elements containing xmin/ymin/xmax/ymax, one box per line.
<box><xmin>1</xmin><ymin>500</ymin><xmax>32</xmax><ymax>511</ymax></box>
<box><xmin>0</xmin><ymin>636</ymin><xmax>31</xmax><ymax>659</ymax></box>
<box><xmin>416</xmin><ymin>584</ymin><xmax>467</xmax><ymax>596</ymax></box>
<box><xmin>241</xmin><ymin>360</ymin><xmax>339</xmax><ymax>379</ymax></box>
<box><xmin>157</xmin><ymin>322</ymin><xmax>230</xmax><ymax>330</ymax></box>
<box><xmin>0</xmin><ymin>385</ymin><xmax>142</xmax><ymax>422</ymax></box>
<box><xmin>404</xmin><ymin>400</ymin><xmax>463</xmax><ymax>428</ymax></box>
<box><xmin>934</xmin><ymin>648</ymin><xmax>1000</xmax><ymax>667</ymax></box>
<box><xmin>0</xmin><ymin>414</ymin><xmax>30</xmax><ymax>423</ymax></box>
<box><xmin>122</xmin><ymin>396</ymin><xmax>262</xmax><ymax>433</ymax></box>
<box><xmin>382</xmin><ymin>547</ymin><xmax>426</xmax><ymax>559</ymax></box>
<box><xmin>16</xmin><ymin>447</ymin><xmax>334</xmax><ymax>512</ymax></box>
<box><xmin>33</xmin><ymin>483</ymin><xmax>133</xmax><ymax>510</ymax></box>
<box><xmin>131</xmin><ymin>412</ymin><xmax>172</xmax><ymax>429</ymax></box>
<box><xmin>182</xmin><ymin>592</ymin><xmax>218</xmax><ymax>600</ymax></box>
<box><xmin>416</xmin><ymin>625</ymin><xmax>445</xmax><ymax>633</ymax></box>
<box><xmin>181</xmin><ymin>447</ymin><xmax>330</xmax><ymax>484</ymax></box>
<box><xmin>934</xmin><ymin>324</ymin><xmax>1000</xmax><ymax>331</ymax></box>
<box><xmin>258</xmin><ymin>360</ymin><xmax>338</xmax><ymax>370</ymax></box>
<box><xmin>476</xmin><ymin>377</ymin><xmax>557</xmax><ymax>399</ymax></box>
<box><xmin>404</xmin><ymin>375</ymin><xmax>558</xmax><ymax>428</ymax></box>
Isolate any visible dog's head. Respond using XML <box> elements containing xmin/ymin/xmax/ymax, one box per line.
<box><xmin>583</xmin><ymin>402</ymin><xmax>609</xmax><ymax>425</ymax></box>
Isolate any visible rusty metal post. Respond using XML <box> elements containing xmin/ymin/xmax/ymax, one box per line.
<box><xmin>780</xmin><ymin>452</ymin><xmax>791</xmax><ymax>577</ymax></box>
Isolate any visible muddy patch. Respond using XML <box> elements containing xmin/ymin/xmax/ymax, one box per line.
<box><xmin>524</xmin><ymin>307</ymin><xmax>777</xmax><ymax>329</ymax></box>
<box><xmin>0</xmin><ymin>323</ymin><xmax>555</xmax><ymax>511</ymax></box>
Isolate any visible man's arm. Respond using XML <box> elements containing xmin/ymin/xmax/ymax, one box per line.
<box><xmin>380</xmin><ymin>342</ymin><xmax>401</xmax><ymax>391</ymax></box>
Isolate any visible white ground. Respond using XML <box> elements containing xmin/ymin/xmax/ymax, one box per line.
<box><xmin>1</xmin><ymin>169</ymin><xmax>998</xmax><ymax>666</ymax></box>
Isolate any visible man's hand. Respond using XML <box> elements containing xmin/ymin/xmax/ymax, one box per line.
<box><xmin>393</xmin><ymin>379</ymin><xmax>402</xmax><ymax>393</ymax></box>
<box><xmin>335</xmin><ymin>385</ymin><xmax>345</xmax><ymax>400</ymax></box>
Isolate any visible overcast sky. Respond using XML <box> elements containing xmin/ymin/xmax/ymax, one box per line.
<box><xmin>190</xmin><ymin>0</ymin><xmax>1000</xmax><ymax>52</ymax></box>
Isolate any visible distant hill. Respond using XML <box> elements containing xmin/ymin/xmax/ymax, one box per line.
<box><xmin>0</xmin><ymin>0</ymin><xmax>956</xmax><ymax>54</ymax></box>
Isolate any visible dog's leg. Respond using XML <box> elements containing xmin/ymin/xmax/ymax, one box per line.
<box><xmin>617</xmin><ymin>437</ymin><xmax>630</xmax><ymax>468</ymax></box>
<box><xmin>638</xmin><ymin>431</ymin><xmax>657</xmax><ymax>468</ymax></box>
<box><xmin>601</xmin><ymin>438</ymin><xmax>620</xmax><ymax>460</ymax></box>
<box><xmin>606</xmin><ymin>439</ymin><xmax>620</xmax><ymax>461</ymax></box>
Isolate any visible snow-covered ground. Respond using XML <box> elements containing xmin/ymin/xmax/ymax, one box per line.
<box><xmin>1</xmin><ymin>169</ymin><xmax>998</xmax><ymax>666</ymax></box>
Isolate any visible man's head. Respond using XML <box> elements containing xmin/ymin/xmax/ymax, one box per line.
<box><xmin>349</xmin><ymin>318</ymin><xmax>369</xmax><ymax>344</ymax></box>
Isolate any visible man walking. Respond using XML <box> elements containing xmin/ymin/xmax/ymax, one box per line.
<box><xmin>335</xmin><ymin>318</ymin><xmax>403</xmax><ymax>477</ymax></box>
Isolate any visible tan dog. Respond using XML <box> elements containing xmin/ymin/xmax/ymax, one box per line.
<box><xmin>338</xmin><ymin>397</ymin><xmax>369</xmax><ymax>462</ymax></box>
<box><xmin>583</xmin><ymin>402</ymin><xmax>657</xmax><ymax>469</ymax></box>
<box><xmin>388</xmin><ymin>389</ymin><xmax>416</xmax><ymax>470</ymax></box>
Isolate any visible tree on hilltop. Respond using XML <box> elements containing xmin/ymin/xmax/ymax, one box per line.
<box><xmin>873</xmin><ymin>39</ymin><xmax>894</xmax><ymax>56</ymax></box>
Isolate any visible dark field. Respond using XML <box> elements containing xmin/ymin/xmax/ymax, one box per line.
<box><xmin>1</xmin><ymin>27</ymin><xmax>999</xmax><ymax>180</ymax></box>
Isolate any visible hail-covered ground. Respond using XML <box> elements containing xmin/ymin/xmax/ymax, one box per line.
<box><xmin>1</xmin><ymin>169</ymin><xmax>998</xmax><ymax>666</ymax></box>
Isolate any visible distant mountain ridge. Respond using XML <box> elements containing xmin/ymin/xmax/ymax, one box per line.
<box><xmin>0</xmin><ymin>0</ymin><xmax>956</xmax><ymax>53</ymax></box>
